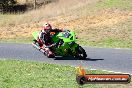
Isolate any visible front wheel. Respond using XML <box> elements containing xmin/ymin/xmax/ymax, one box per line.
<box><xmin>75</xmin><ymin>46</ymin><xmax>87</xmax><ymax>60</ymax></box>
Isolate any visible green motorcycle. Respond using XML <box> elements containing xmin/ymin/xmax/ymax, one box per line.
<box><xmin>32</xmin><ymin>30</ymin><xmax>87</xmax><ymax>59</ymax></box>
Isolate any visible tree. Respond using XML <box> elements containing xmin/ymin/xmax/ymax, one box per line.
<box><xmin>34</xmin><ymin>0</ymin><xmax>36</xmax><ymax>9</ymax></box>
<box><xmin>0</xmin><ymin>0</ymin><xmax>17</xmax><ymax>13</ymax></box>
<box><xmin>0</xmin><ymin>0</ymin><xmax>17</xmax><ymax>7</ymax></box>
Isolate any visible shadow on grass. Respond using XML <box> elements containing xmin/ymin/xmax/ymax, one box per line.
<box><xmin>54</xmin><ymin>56</ymin><xmax>104</xmax><ymax>61</ymax></box>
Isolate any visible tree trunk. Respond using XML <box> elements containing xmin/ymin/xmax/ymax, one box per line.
<box><xmin>34</xmin><ymin>0</ymin><xmax>36</xmax><ymax>9</ymax></box>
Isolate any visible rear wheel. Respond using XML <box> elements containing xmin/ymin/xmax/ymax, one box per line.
<box><xmin>47</xmin><ymin>54</ymin><xmax>55</xmax><ymax>58</ymax></box>
<box><xmin>76</xmin><ymin>46</ymin><xmax>87</xmax><ymax>60</ymax></box>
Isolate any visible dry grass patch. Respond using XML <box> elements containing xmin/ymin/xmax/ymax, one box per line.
<box><xmin>0</xmin><ymin>9</ymin><xmax>132</xmax><ymax>44</ymax></box>
<box><xmin>0</xmin><ymin>0</ymin><xmax>97</xmax><ymax>40</ymax></box>
<box><xmin>53</xmin><ymin>10</ymin><xmax>132</xmax><ymax>41</ymax></box>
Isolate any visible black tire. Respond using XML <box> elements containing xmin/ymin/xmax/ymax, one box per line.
<box><xmin>76</xmin><ymin>46</ymin><xmax>87</xmax><ymax>60</ymax></box>
<box><xmin>76</xmin><ymin>75</ymin><xmax>87</xmax><ymax>85</ymax></box>
<box><xmin>47</xmin><ymin>54</ymin><xmax>55</xmax><ymax>58</ymax></box>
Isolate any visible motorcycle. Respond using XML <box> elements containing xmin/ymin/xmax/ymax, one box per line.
<box><xmin>32</xmin><ymin>30</ymin><xmax>87</xmax><ymax>59</ymax></box>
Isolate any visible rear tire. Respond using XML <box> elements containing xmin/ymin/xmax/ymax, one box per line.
<box><xmin>76</xmin><ymin>46</ymin><xmax>87</xmax><ymax>60</ymax></box>
<box><xmin>47</xmin><ymin>54</ymin><xmax>55</xmax><ymax>58</ymax></box>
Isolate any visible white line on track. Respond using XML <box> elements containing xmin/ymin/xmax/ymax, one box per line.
<box><xmin>90</xmin><ymin>68</ymin><xmax>132</xmax><ymax>75</ymax></box>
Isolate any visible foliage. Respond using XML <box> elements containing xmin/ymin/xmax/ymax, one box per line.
<box><xmin>0</xmin><ymin>0</ymin><xmax>17</xmax><ymax>7</ymax></box>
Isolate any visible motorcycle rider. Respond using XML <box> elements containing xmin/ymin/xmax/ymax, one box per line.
<box><xmin>37</xmin><ymin>22</ymin><xmax>64</xmax><ymax>57</ymax></box>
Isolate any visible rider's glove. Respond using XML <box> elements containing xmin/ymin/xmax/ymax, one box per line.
<box><xmin>51</xmin><ymin>43</ymin><xmax>57</xmax><ymax>47</ymax></box>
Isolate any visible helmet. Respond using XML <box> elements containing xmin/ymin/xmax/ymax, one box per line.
<box><xmin>42</xmin><ymin>23</ymin><xmax>52</xmax><ymax>33</ymax></box>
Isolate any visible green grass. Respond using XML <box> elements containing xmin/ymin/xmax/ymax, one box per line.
<box><xmin>0</xmin><ymin>37</ymin><xmax>33</xmax><ymax>44</ymax></box>
<box><xmin>73</xmin><ymin>0</ymin><xmax>132</xmax><ymax>17</ymax></box>
<box><xmin>0</xmin><ymin>60</ymin><xmax>131</xmax><ymax>88</ymax></box>
<box><xmin>1</xmin><ymin>36</ymin><xmax>132</xmax><ymax>48</ymax></box>
<box><xmin>78</xmin><ymin>38</ymin><xmax>132</xmax><ymax>48</ymax></box>
<box><xmin>100</xmin><ymin>38</ymin><xmax>132</xmax><ymax>48</ymax></box>
<box><xmin>96</xmin><ymin>0</ymin><xmax>132</xmax><ymax>10</ymax></box>
<box><xmin>0</xmin><ymin>60</ymin><xmax>105</xmax><ymax>88</ymax></box>
<box><xmin>77</xmin><ymin>18</ymin><xmax>132</xmax><ymax>48</ymax></box>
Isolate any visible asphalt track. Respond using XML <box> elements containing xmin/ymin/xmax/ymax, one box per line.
<box><xmin>0</xmin><ymin>43</ymin><xmax>132</xmax><ymax>74</ymax></box>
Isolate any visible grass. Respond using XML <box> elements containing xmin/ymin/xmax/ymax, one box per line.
<box><xmin>96</xmin><ymin>0</ymin><xmax>132</xmax><ymax>10</ymax></box>
<box><xmin>0</xmin><ymin>60</ymin><xmax>131</xmax><ymax>88</ymax></box>
<box><xmin>0</xmin><ymin>0</ymin><xmax>132</xmax><ymax>48</ymax></box>
<box><xmin>0</xmin><ymin>37</ymin><xmax>33</xmax><ymax>44</ymax></box>
<box><xmin>76</xmin><ymin>16</ymin><xmax>132</xmax><ymax>48</ymax></box>
<box><xmin>1</xmin><ymin>37</ymin><xmax>132</xmax><ymax>48</ymax></box>
<box><xmin>78</xmin><ymin>38</ymin><xmax>132</xmax><ymax>48</ymax></box>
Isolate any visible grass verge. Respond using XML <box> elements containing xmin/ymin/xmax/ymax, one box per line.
<box><xmin>77</xmin><ymin>38</ymin><xmax>132</xmax><ymax>48</ymax></box>
<box><xmin>0</xmin><ymin>60</ymin><xmax>131</xmax><ymax>88</ymax></box>
<box><xmin>0</xmin><ymin>37</ymin><xmax>33</xmax><ymax>44</ymax></box>
<box><xmin>96</xmin><ymin>0</ymin><xmax>132</xmax><ymax>10</ymax></box>
<box><xmin>1</xmin><ymin>36</ymin><xmax>132</xmax><ymax>48</ymax></box>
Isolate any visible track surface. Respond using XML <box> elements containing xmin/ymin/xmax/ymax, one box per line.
<box><xmin>0</xmin><ymin>43</ymin><xmax>132</xmax><ymax>74</ymax></box>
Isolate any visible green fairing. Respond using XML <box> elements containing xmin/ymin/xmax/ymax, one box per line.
<box><xmin>52</xmin><ymin>31</ymin><xmax>78</xmax><ymax>56</ymax></box>
<box><xmin>57</xmin><ymin>32</ymin><xmax>76</xmax><ymax>42</ymax></box>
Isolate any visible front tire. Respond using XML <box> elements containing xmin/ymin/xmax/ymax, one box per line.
<box><xmin>76</xmin><ymin>46</ymin><xmax>87</xmax><ymax>60</ymax></box>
